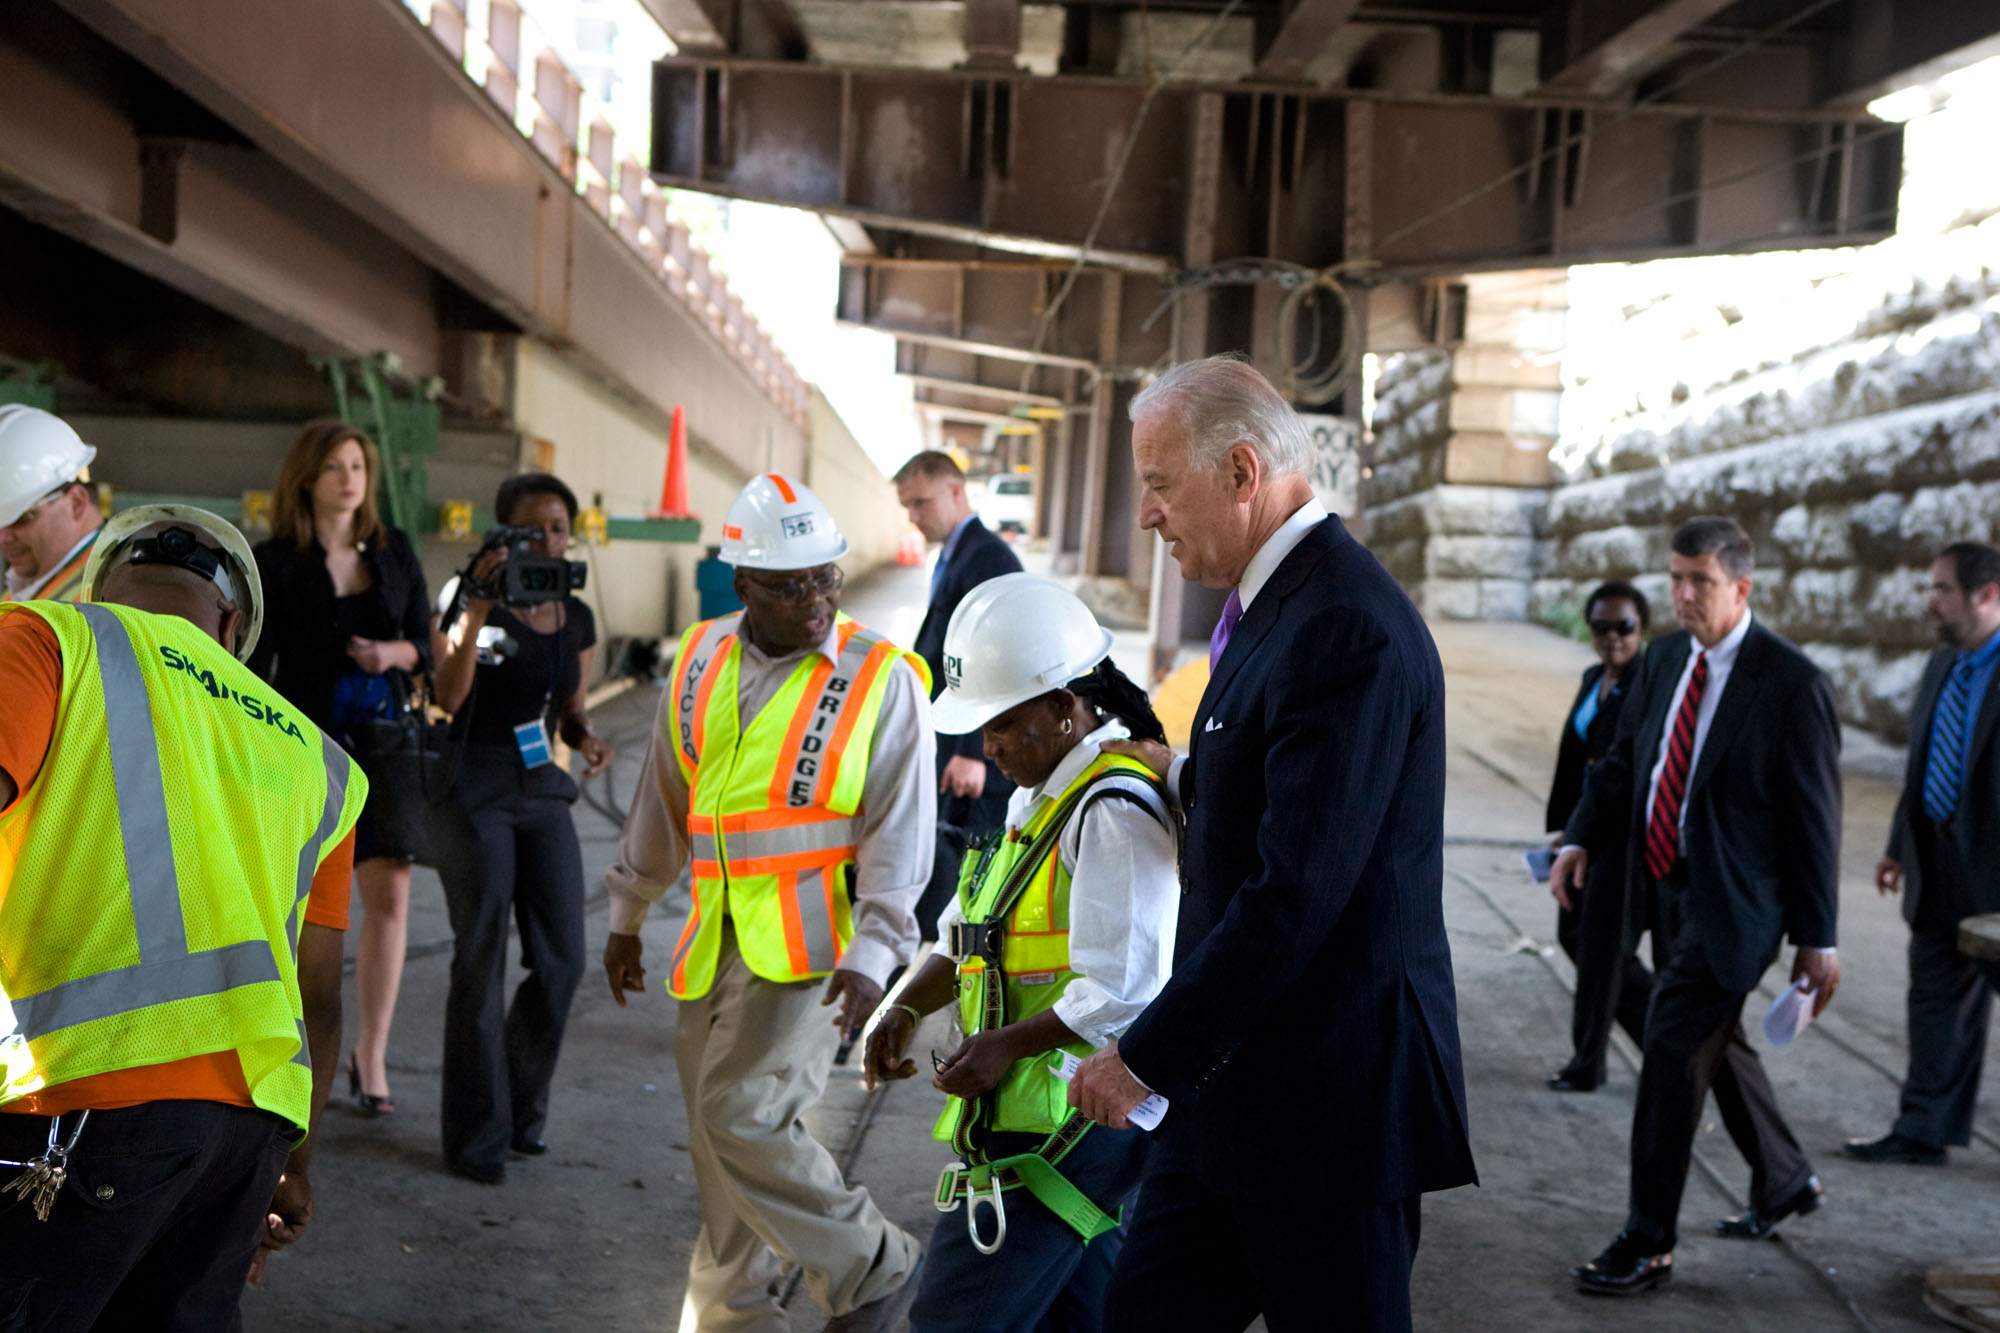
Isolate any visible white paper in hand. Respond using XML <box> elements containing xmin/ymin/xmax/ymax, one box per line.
<box><xmin>1050</xmin><ymin>1051</ymin><xmax>1169</xmax><ymax>1131</ymax></box>
<box><xmin>1762</xmin><ymin>979</ymin><xmax>1817</xmax><ymax>1048</ymax></box>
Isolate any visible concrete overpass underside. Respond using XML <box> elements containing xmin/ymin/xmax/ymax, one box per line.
<box><xmin>0</xmin><ymin>0</ymin><xmax>846</xmax><ymax>641</ymax></box>
<box><xmin>639</xmin><ymin>0</ymin><xmax>1999</xmax><ymax>671</ymax></box>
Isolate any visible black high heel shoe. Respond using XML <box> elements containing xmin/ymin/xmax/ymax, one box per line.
<box><xmin>347</xmin><ymin>1054</ymin><xmax>396</xmax><ymax>1116</ymax></box>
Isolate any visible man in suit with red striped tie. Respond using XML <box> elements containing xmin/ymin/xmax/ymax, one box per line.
<box><xmin>1552</xmin><ymin>516</ymin><xmax>1843</xmax><ymax>1296</ymax></box>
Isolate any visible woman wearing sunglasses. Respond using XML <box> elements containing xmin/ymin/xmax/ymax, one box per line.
<box><xmin>1545</xmin><ymin>581</ymin><xmax>1656</xmax><ymax>1093</ymax></box>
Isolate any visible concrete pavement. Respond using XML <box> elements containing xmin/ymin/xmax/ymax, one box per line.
<box><xmin>240</xmin><ymin>566</ymin><xmax>2000</xmax><ymax>1331</ymax></box>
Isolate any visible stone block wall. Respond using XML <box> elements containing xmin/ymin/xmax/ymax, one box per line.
<box><xmin>1368</xmin><ymin>272</ymin><xmax>1565</xmax><ymax>621</ymax></box>
<box><xmin>1529</xmin><ymin>226</ymin><xmax>2000</xmax><ymax>743</ymax></box>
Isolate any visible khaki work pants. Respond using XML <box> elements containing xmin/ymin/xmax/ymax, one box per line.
<box><xmin>674</xmin><ymin>926</ymin><xmax>918</xmax><ymax>1332</ymax></box>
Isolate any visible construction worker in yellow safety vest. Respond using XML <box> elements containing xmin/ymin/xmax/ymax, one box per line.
<box><xmin>0</xmin><ymin>504</ymin><xmax>366</xmax><ymax>1330</ymax></box>
<box><xmin>603</xmin><ymin>472</ymin><xmax>936</xmax><ymax>1333</ymax></box>
<box><xmin>0</xmin><ymin>405</ymin><xmax>106</xmax><ymax>605</ymax></box>
<box><xmin>863</xmin><ymin>573</ymin><xmax>1181</xmax><ymax>1333</ymax></box>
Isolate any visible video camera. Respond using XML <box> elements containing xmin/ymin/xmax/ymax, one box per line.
<box><xmin>463</xmin><ymin>524</ymin><xmax>587</xmax><ymax>608</ymax></box>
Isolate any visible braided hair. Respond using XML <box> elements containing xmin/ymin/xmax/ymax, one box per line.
<box><xmin>1067</xmin><ymin>658</ymin><xmax>1167</xmax><ymax>746</ymax></box>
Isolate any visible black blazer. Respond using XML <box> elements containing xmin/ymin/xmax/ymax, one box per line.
<box><xmin>1546</xmin><ymin>661</ymin><xmax>1642</xmax><ymax>834</ymax></box>
<box><xmin>1120</xmin><ymin>516</ymin><xmax>1476</xmax><ymax>1204</ymax></box>
<box><xmin>1886</xmin><ymin>645</ymin><xmax>2000</xmax><ymax>923</ymax></box>
<box><xmin>248</xmin><ymin>526</ymin><xmax>433</xmax><ymax>734</ymax></box>
<box><xmin>1566</xmin><ymin>620</ymin><xmax>1842</xmax><ymax>995</ymax></box>
<box><xmin>913</xmin><ymin>517</ymin><xmax>1022</xmax><ymax>773</ymax></box>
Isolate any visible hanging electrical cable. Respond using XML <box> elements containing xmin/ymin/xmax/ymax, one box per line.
<box><xmin>1016</xmin><ymin>0</ymin><xmax>1249</xmax><ymax>392</ymax></box>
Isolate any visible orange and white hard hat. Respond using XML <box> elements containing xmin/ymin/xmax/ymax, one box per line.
<box><xmin>719</xmin><ymin>473</ymin><xmax>849</xmax><ymax>571</ymax></box>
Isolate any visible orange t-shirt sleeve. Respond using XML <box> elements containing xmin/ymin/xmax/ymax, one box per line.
<box><xmin>0</xmin><ymin>613</ymin><xmax>62</xmax><ymax>810</ymax></box>
<box><xmin>305</xmin><ymin>828</ymin><xmax>356</xmax><ymax>931</ymax></box>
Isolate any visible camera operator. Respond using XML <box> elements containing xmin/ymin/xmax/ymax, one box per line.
<box><xmin>428</xmin><ymin>472</ymin><xmax>612</xmax><ymax>1184</ymax></box>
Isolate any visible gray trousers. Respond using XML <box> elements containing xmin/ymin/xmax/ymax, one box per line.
<box><xmin>675</xmin><ymin>925</ymin><xmax>918</xmax><ymax>1331</ymax></box>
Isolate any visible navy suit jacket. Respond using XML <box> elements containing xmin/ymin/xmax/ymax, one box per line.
<box><xmin>1121</xmin><ymin>515</ymin><xmax>1476</xmax><ymax>1203</ymax></box>
<box><xmin>913</xmin><ymin>517</ymin><xmax>1022</xmax><ymax>800</ymax></box>
<box><xmin>1886</xmin><ymin>644</ymin><xmax>2000</xmax><ymax>923</ymax></box>
<box><xmin>1565</xmin><ymin>621</ymin><xmax>1842</xmax><ymax>994</ymax></box>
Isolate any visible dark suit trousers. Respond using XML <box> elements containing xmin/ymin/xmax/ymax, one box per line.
<box><xmin>1895</xmin><ymin>822</ymin><xmax>2000</xmax><ymax>1150</ymax></box>
<box><xmin>1555</xmin><ymin>864</ymin><xmax>1656</xmax><ymax>1086</ymax></box>
<box><xmin>1103</xmin><ymin>1128</ymin><xmax>1420</xmax><ymax>1333</ymax></box>
<box><xmin>1626</xmin><ymin>871</ymin><xmax>1813</xmax><ymax>1250</ymax></box>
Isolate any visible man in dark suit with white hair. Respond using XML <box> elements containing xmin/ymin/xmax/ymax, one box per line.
<box><xmin>1068</xmin><ymin>355</ymin><xmax>1475</xmax><ymax>1332</ymax></box>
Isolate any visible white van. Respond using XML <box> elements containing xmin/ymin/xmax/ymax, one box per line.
<box><xmin>980</xmin><ymin>474</ymin><xmax>1033</xmax><ymax>536</ymax></box>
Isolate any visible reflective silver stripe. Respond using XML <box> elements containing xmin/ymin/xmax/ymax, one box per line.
<box><xmin>715</xmin><ymin>820</ymin><xmax>860</xmax><ymax>862</ymax></box>
<box><xmin>288</xmin><ymin>733</ymin><xmax>352</xmax><ymax>955</ymax></box>
<box><xmin>77</xmin><ymin>604</ymin><xmax>185</xmax><ymax>964</ymax></box>
<box><xmin>675</xmin><ymin>616</ymin><xmax>739</xmax><ymax>767</ymax></box>
<box><xmin>689</xmin><ymin>830</ymin><xmax>720</xmax><ymax>863</ymax></box>
<box><xmin>781</xmin><ymin>628</ymin><xmax>889</xmax><ymax>809</ymax></box>
<box><xmin>793</xmin><ymin>865</ymin><xmax>842</xmax><ymax>973</ymax></box>
<box><xmin>292</xmin><ymin>1016</ymin><xmax>313</xmax><ymax>1068</ymax></box>
<box><xmin>11</xmin><ymin>940</ymin><xmax>281</xmax><ymax>1039</ymax></box>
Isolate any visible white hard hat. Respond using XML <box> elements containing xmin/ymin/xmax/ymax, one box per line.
<box><xmin>720</xmin><ymin>473</ymin><xmax>849</xmax><ymax>571</ymax></box>
<box><xmin>0</xmin><ymin>405</ymin><xmax>96</xmax><ymax>528</ymax></box>
<box><xmin>85</xmin><ymin>504</ymin><xmax>265</xmax><ymax>662</ymax></box>
<box><xmin>932</xmin><ymin>573</ymin><xmax>1115</xmax><ymax>735</ymax></box>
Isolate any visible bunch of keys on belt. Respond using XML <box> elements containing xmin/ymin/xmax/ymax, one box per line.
<box><xmin>2</xmin><ymin>1109</ymin><xmax>89</xmax><ymax>1221</ymax></box>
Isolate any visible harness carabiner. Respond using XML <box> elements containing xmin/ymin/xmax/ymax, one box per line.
<box><xmin>966</xmin><ymin>1172</ymin><xmax>1008</xmax><ymax>1255</ymax></box>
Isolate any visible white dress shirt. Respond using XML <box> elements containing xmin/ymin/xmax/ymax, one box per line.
<box><xmin>604</xmin><ymin>616</ymin><xmax>937</xmax><ymax>987</ymax></box>
<box><xmin>1165</xmin><ymin>495</ymin><xmax>1328</xmax><ymax>799</ymax></box>
<box><xmin>936</xmin><ymin>721</ymin><xmax>1179</xmax><ymax>1048</ymax></box>
<box><xmin>1644</xmin><ymin>608</ymin><xmax>1754</xmax><ymax>843</ymax></box>
<box><xmin>1239</xmin><ymin>497</ymin><xmax>1328</xmax><ymax>613</ymax></box>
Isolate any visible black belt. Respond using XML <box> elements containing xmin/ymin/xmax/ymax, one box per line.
<box><xmin>947</xmin><ymin>919</ymin><xmax>1003</xmax><ymax>962</ymax></box>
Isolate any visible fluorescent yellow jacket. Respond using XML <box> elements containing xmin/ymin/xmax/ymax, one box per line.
<box><xmin>935</xmin><ymin>751</ymin><xmax>1162</xmax><ymax>1145</ymax></box>
<box><xmin>662</xmin><ymin>611</ymin><xmax>928</xmax><ymax>999</ymax></box>
<box><xmin>0</xmin><ymin>601</ymin><xmax>365</xmax><ymax>1135</ymax></box>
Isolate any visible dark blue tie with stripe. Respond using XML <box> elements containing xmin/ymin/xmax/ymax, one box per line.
<box><xmin>1922</xmin><ymin>657</ymin><xmax>1978</xmax><ymax>822</ymax></box>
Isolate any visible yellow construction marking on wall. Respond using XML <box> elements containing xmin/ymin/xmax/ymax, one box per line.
<box><xmin>1150</xmin><ymin>656</ymin><xmax>1210</xmax><ymax>752</ymax></box>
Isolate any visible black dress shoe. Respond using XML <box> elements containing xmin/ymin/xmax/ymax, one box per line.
<box><xmin>1572</xmin><ymin>1232</ymin><xmax>1672</xmax><ymax>1296</ymax></box>
<box><xmin>510</xmin><ymin>1137</ymin><xmax>548</xmax><ymax>1157</ymax></box>
<box><xmin>1842</xmin><ymin>1131</ymin><xmax>1946</xmax><ymax>1165</ymax></box>
<box><xmin>1546</xmin><ymin>1071</ymin><xmax>1601</xmax><ymax>1093</ymax></box>
<box><xmin>447</xmin><ymin>1160</ymin><xmax>506</xmax><ymax>1185</ymax></box>
<box><xmin>1715</xmin><ymin>1176</ymin><xmax>1822</xmax><ymax>1239</ymax></box>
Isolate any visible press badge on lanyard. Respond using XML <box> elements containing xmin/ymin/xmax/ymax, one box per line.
<box><xmin>514</xmin><ymin>719</ymin><xmax>554</xmax><ymax>768</ymax></box>
<box><xmin>515</xmin><ymin>688</ymin><xmax>555</xmax><ymax>768</ymax></box>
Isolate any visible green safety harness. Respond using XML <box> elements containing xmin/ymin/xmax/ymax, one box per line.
<box><xmin>933</xmin><ymin>770</ymin><xmax>1169</xmax><ymax>1254</ymax></box>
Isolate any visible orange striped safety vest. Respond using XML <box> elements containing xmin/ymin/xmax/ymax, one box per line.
<box><xmin>661</xmin><ymin>611</ymin><xmax>929</xmax><ymax>999</ymax></box>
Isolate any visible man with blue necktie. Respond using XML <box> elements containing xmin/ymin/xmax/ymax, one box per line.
<box><xmin>895</xmin><ymin>451</ymin><xmax>1022</xmax><ymax>936</ymax></box>
<box><xmin>1847</xmin><ymin>541</ymin><xmax>2000</xmax><ymax>1167</ymax></box>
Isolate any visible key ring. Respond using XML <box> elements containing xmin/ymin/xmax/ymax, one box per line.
<box><xmin>930</xmin><ymin>1049</ymin><xmax>948</xmax><ymax>1074</ymax></box>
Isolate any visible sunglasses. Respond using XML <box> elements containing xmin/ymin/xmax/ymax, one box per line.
<box><xmin>1589</xmin><ymin>618</ymin><xmax>1640</xmax><ymax>637</ymax></box>
<box><xmin>743</xmin><ymin>566</ymin><xmax>843</xmax><ymax>604</ymax></box>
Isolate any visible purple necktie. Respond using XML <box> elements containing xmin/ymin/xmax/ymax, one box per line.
<box><xmin>1209</xmin><ymin>588</ymin><xmax>1244</xmax><ymax>671</ymax></box>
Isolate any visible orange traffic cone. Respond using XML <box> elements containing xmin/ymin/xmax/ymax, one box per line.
<box><xmin>656</xmin><ymin>404</ymin><xmax>692</xmax><ymax>518</ymax></box>
<box><xmin>895</xmin><ymin>527</ymin><xmax>925</xmax><ymax>566</ymax></box>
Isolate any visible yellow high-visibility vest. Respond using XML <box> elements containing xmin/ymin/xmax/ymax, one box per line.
<box><xmin>935</xmin><ymin>751</ymin><xmax>1162</xmax><ymax>1143</ymax></box>
<box><xmin>0</xmin><ymin>601</ymin><xmax>366</xmax><ymax>1136</ymax></box>
<box><xmin>662</xmin><ymin>611</ymin><xmax>928</xmax><ymax>1000</ymax></box>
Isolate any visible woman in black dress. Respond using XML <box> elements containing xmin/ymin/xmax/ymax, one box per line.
<box><xmin>252</xmin><ymin>419</ymin><xmax>432</xmax><ymax>1115</ymax></box>
<box><xmin>428</xmin><ymin>473</ymin><xmax>613</xmax><ymax>1183</ymax></box>
<box><xmin>1544</xmin><ymin>580</ymin><xmax>1654</xmax><ymax>1092</ymax></box>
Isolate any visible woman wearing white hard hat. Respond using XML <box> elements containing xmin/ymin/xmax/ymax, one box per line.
<box><xmin>863</xmin><ymin>573</ymin><xmax>1180</xmax><ymax>1333</ymax></box>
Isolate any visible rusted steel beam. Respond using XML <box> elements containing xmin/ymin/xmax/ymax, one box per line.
<box><xmin>652</xmin><ymin>56</ymin><xmax>1902</xmax><ymax>276</ymax></box>
<box><xmin>1254</xmin><ymin>0</ymin><xmax>1365</xmax><ymax>82</ymax></box>
<box><xmin>1537</xmin><ymin>0</ymin><xmax>1737</xmax><ymax>98</ymax></box>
